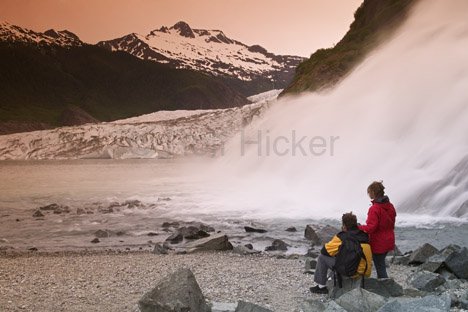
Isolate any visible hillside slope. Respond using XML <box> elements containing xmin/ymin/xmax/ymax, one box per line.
<box><xmin>282</xmin><ymin>0</ymin><xmax>418</xmax><ymax>95</ymax></box>
<box><xmin>0</xmin><ymin>23</ymin><xmax>247</xmax><ymax>134</ymax></box>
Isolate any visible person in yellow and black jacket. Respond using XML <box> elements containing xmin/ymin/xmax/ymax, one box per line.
<box><xmin>310</xmin><ymin>212</ymin><xmax>372</xmax><ymax>294</ymax></box>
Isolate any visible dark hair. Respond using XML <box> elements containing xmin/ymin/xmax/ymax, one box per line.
<box><xmin>367</xmin><ymin>181</ymin><xmax>385</xmax><ymax>199</ymax></box>
<box><xmin>342</xmin><ymin>212</ymin><xmax>358</xmax><ymax>229</ymax></box>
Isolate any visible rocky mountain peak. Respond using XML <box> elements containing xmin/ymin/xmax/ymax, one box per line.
<box><xmin>170</xmin><ymin>21</ymin><xmax>195</xmax><ymax>38</ymax></box>
<box><xmin>0</xmin><ymin>22</ymin><xmax>82</xmax><ymax>47</ymax></box>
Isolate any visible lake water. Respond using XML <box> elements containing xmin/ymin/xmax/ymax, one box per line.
<box><xmin>0</xmin><ymin>159</ymin><xmax>467</xmax><ymax>253</ymax></box>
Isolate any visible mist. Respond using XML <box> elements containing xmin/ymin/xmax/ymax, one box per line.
<box><xmin>205</xmin><ymin>0</ymin><xmax>468</xmax><ymax>222</ymax></box>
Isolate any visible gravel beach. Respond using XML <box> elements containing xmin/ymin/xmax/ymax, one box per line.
<box><xmin>0</xmin><ymin>250</ymin><xmax>424</xmax><ymax>312</ymax></box>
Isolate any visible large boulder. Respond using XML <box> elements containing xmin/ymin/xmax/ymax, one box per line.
<box><xmin>420</xmin><ymin>244</ymin><xmax>462</xmax><ymax>273</ymax></box>
<box><xmin>138</xmin><ymin>268</ymin><xmax>209</xmax><ymax>312</ymax></box>
<box><xmin>444</xmin><ymin>247</ymin><xmax>468</xmax><ymax>279</ymax></box>
<box><xmin>365</xmin><ymin>278</ymin><xmax>404</xmax><ymax>298</ymax></box>
<box><xmin>234</xmin><ymin>300</ymin><xmax>272</xmax><ymax>312</ymax></box>
<box><xmin>317</xmin><ymin>225</ymin><xmax>340</xmax><ymax>244</ymax></box>
<box><xmin>408</xmin><ymin>243</ymin><xmax>439</xmax><ymax>265</ymax></box>
<box><xmin>377</xmin><ymin>294</ymin><xmax>451</xmax><ymax>312</ymax></box>
<box><xmin>407</xmin><ymin>271</ymin><xmax>445</xmax><ymax>292</ymax></box>
<box><xmin>304</xmin><ymin>225</ymin><xmax>321</xmax><ymax>245</ymax></box>
<box><xmin>183</xmin><ymin>234</ymin><xmax>233</xmax><ymax>253</ymax></box>
<box><xmin>335</xmin><ymin>288</ymin><xmax>386</xmax><ymax>312</ymax></box>
<box><xmin>304</xmin><ymin>224</ymin><xmax>339</xmax><ymax>246</ymax></box>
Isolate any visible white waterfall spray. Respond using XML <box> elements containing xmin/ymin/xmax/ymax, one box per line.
<box><xmin>205</xmin><ymin>0</ymin><xmax>468</xmax><ymax>221</ymax></box>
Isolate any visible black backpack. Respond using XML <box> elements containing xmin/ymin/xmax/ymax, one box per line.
<box><xmin>333</xmin><ymin>232</ymin><xmax>368</xmax><ymax>288</ymax></box>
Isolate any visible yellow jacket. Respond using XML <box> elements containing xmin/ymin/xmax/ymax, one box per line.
<box><xmin>321</xmin><ymin>229</ymin><xmax>373</xmax><ymax>277</ymax></box>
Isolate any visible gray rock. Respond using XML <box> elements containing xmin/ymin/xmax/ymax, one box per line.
<box><xmin>437</xmin><ymin>268</ymin><xmax>456</xmax><ymax>280</ymax></box>
<box><xmin>139</xmin><ymin>268</ymin><xmax>209</xmax><ymax>312</ymax></box>
<box><xmin>305</xmin><ymin>258</ymin><xmax>317</xmax><ymax>271</ymax></box>
<box><xmin>409</xmin><ymin>243</ymin><xmax>439</xmax><ymax>265</ymax></box>
<box><xmin>181</xmin><ymin>226</ymin><xmax>210</xmax><ymax>240</ymax></box>
<box><xmin>244</xmin><ymin>226</ymin><xmax>267</xmax><ymax>233</ymax></box>
<box><xmin>184</xmin><ymin>234</ymin><xmax>233</xmax><ymax>253</ymax></box>
<box><xmin>232</xmin><ymin>245</ymin><xmax>260</xmax><ymax>255</ymax></box>
<box><xmin>317</xmin><ymin>225</ymin><xmax>340</xmax><ymax>244</ymax></box>
<box><xmin>165</xmin><ymin>232</ymin><xmax>184</xmax><ymax>244</ymax></box>
<box><xmin>440</xmin><ymin>244</ymin><xmax>461</xmax><ymax>255</ymax></box>
<box><xmin>162</xmin><ymin>221</ymin><xmax>180</xmax><ymax>228</ymax></box>
<box><xmin>407</xmin><ymin>271</ymin><xmax>445</xmax><ymax>292</ymax></box>
<box><xmin>365</xmin><ymin>278</ymin><xmax>404</xmax><ymax>298</ymax></box>
<box><xmin>91</xmin><ymin>238</ymin><xmax>100</xmax><ymax>243</ymax></box>
<box><xmin>304</xmin><ymin>224</ymin><xmax>339</xmax><ymax>246</ymax></box>
<box><xmin>265</xmin><ymin>239</ymin><xmax>289</xmax><ymax>251</ymax></box>
<box><xmin>152</xmin><ymin>243</ymin><xmax>169</xmax><ymax>255</ymax></box>
<box><xmin>185</xmin><ymin>222</ymin><xmax>215</xmax><ymax>233</ymax></box>
<box><xmin>32</xmin><ymin>210</ymin><xmax>44</xmax><ymax>218</ymax></box>
<box><xmin>39</xmin><ymin>203</ymin><xmax>60</xmax><ymax>211</ymax></box>
<box><xmin>94</xmin><ymin>229</ymin><xmax>111</xmax><ymax>238</ymax></box>
<box><xmin>124</xmin><ymin>199</ymin><xmax>143</xmax><ymax>208</ymax></box>
<box><xmin>244</xmin><ymin>244</ymin><xmax>253</xmax><ymax>250</ymax></box>
<box><xmin>327</xmin><ymin>276</ymin><xmax>363</xmax><ymax>299</ymax></box>
<box><xmin>211</xmin><ymin>301</ymin><xmax>237</xmax><ymax>312</ymax></box>
<box><xmin>285</xmin><ymin>226</ymin><xmax>297</xmax><ymax>232</ymax></box>
<box><xmin>335</xmin><ymin>288</ymin><xmax>386</xmax><ymax>312</ymax></box>
<box><xmin>300</xmin><ymin>299</ymin><xmax>346</xmax><ymax>312</ymax></box>
<box><xmin>459</xmin><ymin>299</ymin><xmax>468</xmax><ymax>310</ymax></box>
<box><xmin>234</xmin><ymin>300</ymin><xmax>272</xmax><ymax>312</ymax></box>
<box><xmin>392</xmin><ymin>255</ymin><xmax>410</xmax><ymax>266</ymax></box>
<box><xmin>403</xmin><ymin>288</ymin><xmax>427</xmax><ymax>297</ymax></box>
<box><xmin>165</xmin><ymin>225</ymin><xmax>212</xmax><ymax>244</ymax></box>
<box><xmin>377</xmin><ymin>294</ymin><xmax>451</xmax><ymax>312</ymax></box>
<box><xmin>305</xmin><ymin>225</ymin><xmax>321</xmax><ymax>245</ymax></box>
<box><xmin>39</xmin><ymin>203</ymin><xmax>70</xmax><ymax>213</ymax></box>
<box><xmin>444</xmin><ymin>247</ymin><xmax>468</xmax><ymax>279</ymax></box>
<box><xmin>420</xmin><ymin>255</ymin><xmax>445</xmax><ymax>273</ymax></box>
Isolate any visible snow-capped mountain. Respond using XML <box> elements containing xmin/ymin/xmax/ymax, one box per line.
<box><xmin>0</xmin><ymin>21</ymin><xmax>82</xmax><ymax>47</ymax></box>
<box><xmin>98</xmin><ymin>21</ymin><xmax>304</xmax><ymax>83</ymax></box>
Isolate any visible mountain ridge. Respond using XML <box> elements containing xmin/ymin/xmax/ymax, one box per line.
<box><xmin>98</xmin><ymin>21</ymin><xmax>304</xmax><ymax>95</ymax></box>
<box><xmin>281</xmin><ymin>0</ymin><xmax>418</xmax><ymax>95</ymax></box>
<box><xmin>0</xmin><ymin>22</ymin><xmax>248</xmax><ymax>135</ymax></box>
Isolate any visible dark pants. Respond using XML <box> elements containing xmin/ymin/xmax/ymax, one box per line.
<box><xmin>314</xmin><ymin>254</ymin><xmax>335</xmax><ymax>285</ymax></box>
<box><xmin>373</xmin><ymin>252</ymin><xmax>388</xmax><ymax>278</ymax></box>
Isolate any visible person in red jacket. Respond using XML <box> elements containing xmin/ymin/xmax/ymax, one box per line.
<box><xmin>358</xmin><ymin>181</ymin><xmax>396</xmax><ymax>278</ymax></box>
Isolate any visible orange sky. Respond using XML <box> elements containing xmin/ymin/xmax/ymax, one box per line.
<box><xmin>0</xmin><ymin>0</ymin><xmax>362</xmax><ymax>57</ymax></box>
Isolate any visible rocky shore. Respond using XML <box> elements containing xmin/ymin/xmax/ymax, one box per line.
<box><xmin>1</xmin><ymin>214</ymin><xmax>467</xmax><ymax>312</ymax></box>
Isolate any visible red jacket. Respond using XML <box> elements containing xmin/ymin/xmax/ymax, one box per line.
<box><xmin>358</xmin><ymin>196</ymin><xmax>396</xmax><ymax>254</ymax></box>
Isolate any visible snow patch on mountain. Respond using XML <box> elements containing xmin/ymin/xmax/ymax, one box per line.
<box><xmin>98</xmin><ymin>21</ymin><xmax>303</xmax><ymax>81</ymax></box>
<box><xmin>0</xmin><ymin>21</ymin><xmax>82</xmax><ymax>47</ymax></box>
